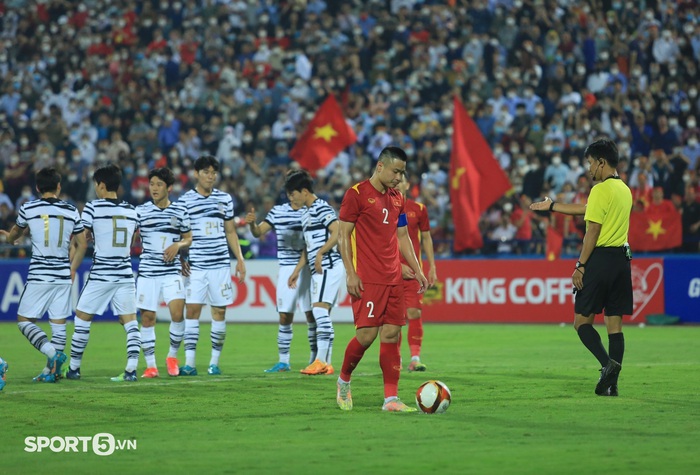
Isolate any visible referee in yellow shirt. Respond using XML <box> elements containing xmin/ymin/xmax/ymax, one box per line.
<box><xmin>531</xmin><ymin>138</ymin><xmax>633</xmax><ymax>396</ymax></box>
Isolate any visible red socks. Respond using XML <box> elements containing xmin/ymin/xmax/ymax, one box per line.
<box><xmin>379</xmin><ymin>342</ymin><xmax>401</xmax><ymax>398</ymax></box>
<box><xmin>407</xmin><ymin>318</ymin><xmax>423</xmax><ymax>358</ymax></box>
<box><xmin>342</xmin><ymin>337</ymin><xmax>403</xmax><ymax>399</ymax></box>
<box><xmin>340</xmin><ymin>337</ymin><xmax>367</xmax><ymax>382</ymax></box>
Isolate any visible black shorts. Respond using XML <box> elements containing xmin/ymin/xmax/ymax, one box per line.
<box><xmin>574</xmin><ymin>247</ymin><xmax>633</xmax><ymax>317</ymax></box>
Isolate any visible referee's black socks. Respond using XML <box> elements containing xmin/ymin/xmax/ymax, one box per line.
<box><xmin>577</xmin><ymin>324</ymin><xmax>609</xmax><ymax>367</ymax></box>
<box><xmin>608</xmin><ymin>332</ymin><xmax>625</xmax><ymax>365</ymax></box>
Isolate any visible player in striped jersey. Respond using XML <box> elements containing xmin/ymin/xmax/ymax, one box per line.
<box><xmin>136</xmin><ymin>168</ymin><xmax>192</xmax><ymax>378</ymax></box>
<box><xmin>397</xmin><ymin>175</ymin><xmax>437</xmax><ymax>372</ymax></box>
<box><xmin>285</xmin><ymin>170</ymin><xmax>345</xmax><ymax>376</ymax></box>
<box><xmin>245</xmin><ymin>195</ymin><xmax>315</xmax><ymax>373</ymax></box>
<box><xmin>178</xmin><ymin>155</ymin><xmax>246</xmax><ymax>376</ymax></box>
<box><xmin>64</xmin><ymin>164</ymin><xmax>141</xmax><ymax>382</ymax></box>
<box><xmin>0</xmin><ymin>168</ymin><xmax>87</xmax><ymax>383</ymax></box>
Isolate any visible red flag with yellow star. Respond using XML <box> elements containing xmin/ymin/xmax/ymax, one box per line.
<box><xmin>449</xmin><ymin>96</ymin><xmax>512</xmax><ymax>251</ymax></box>
<box><xmin>628</xmin><ymin>204</ymin><xmax>682</xmax><ymax>251</ymax></box>
<box><xmin>290</xmin><ymin>94</ymin><xmax>356</xmax><ymax>172</ymax></box>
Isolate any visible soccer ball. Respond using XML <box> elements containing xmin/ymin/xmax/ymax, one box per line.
<box><xmin>415</xmin><ymin>380</ymin><xmax>451</xmax><ymax>414</ymax></box>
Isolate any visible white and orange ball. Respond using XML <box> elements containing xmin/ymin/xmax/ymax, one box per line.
<box><xmin>416</xmin><ymin>380</ymin><xmax>451</xmax><ymax>414</ymax></box>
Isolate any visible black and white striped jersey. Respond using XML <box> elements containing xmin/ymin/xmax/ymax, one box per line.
<box><xmin>179</xmin><ymin>189</ymin><xmax>234</xmax><ymax>270</ymax></box>
<box><xmin>82</xmin><ymin>199</ymin><xmax>138</xmax><ymax>283</ymax></box>
<box><xmin>136</xmin><ymin>201</ymin><xmax>191</xmax><ymax>278</ymax></box>
<box><xmin>16</xmin><ymin>198</ymin><xmax>83</xmax><ymax>283</ymax></box>
<box><xmin>264</xmin><ymin>203</ymin><xmax>305</xmax><ymax>267</ymax></box>
<box><xmin>301</xmin><ymin>198</ymin><xmax>341</xmax><ymax>275</ymax></box>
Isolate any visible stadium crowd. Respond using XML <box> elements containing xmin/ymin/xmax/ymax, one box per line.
<box><xmin>0</xmin><ymin>0</ymin><xmax>699</xmax><ymax>257</ymax></box>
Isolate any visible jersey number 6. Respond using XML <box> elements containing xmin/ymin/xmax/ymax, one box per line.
<box><xmin>112</xmin><ymin>216</ymin><xmax>128</xmax><ymax>247</ymax></box>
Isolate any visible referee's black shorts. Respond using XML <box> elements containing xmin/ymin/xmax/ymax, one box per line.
<box><xmin>574</xmin><ymin>246</ymin><xmax>633</xmax><ymax>317</ymax></box>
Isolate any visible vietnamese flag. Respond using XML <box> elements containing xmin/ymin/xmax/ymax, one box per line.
<box><xmin>546</xmin><ymin>226</ymin><xmax>564</xmax><ymax>261</ymax></box>
<box><xmin>628</xmin><ymin>204</ymin><xmax>682</xmax><ymax>251</ymax></box>
<box><xmin>290</xmin><ymin>95</ymin><xmax>357</xmax><ymax>172</ymax></box>
<box><xmin>450</xmin><ymin>96</ymin><xmax>512</xmax><ymax>251</ymax></box>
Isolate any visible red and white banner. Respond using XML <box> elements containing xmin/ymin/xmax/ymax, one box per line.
<box><xmin>156</xmin><ymin>258</ymin><xmax>665</xmax><ymax>324</ymax></box>
<box><xmin>421</xmin><ymin>258</ymin><xmax>665</xmax><ymax>323</ymax></box>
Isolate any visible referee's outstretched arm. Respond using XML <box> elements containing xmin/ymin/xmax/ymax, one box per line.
<box><xmin>530</xmin><ymin>196</ymin><xmax>586</xmax><ymax>216</ymax></box>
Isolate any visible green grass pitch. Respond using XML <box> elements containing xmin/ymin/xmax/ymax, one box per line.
<box><xmin>0</xmin><ymin>322</ymin><xmax>699</xmax><ymax>474</ymax></box>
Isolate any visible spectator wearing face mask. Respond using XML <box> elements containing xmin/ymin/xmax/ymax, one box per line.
<box><xmin>521</xmin><ymin>87</ymin><xmax>542</xmax><ymax>117</ymax></box>
<box><xmin>475</xmin><ymin>105</ymin><xmax>496</xmax><ymax>139</ymax></box>
<box><xmin>421</xmin><ymin>162</ymin><xmax>447</xmax><ymax>188</ymax></box>
<box><xmin>543</xmin><ymin>122</ymin><xmax>566</xmax><ymax>151</ymax></box>
<box><xmin>511</xmin><ymin>104</ymin><xmax>530</xmax><ymax>140</ymax></box>
<box><xmin>130</xmin><ymin>165</ymin><xmax>150</xmax><ymax>205</ymax></box>
<box><xmin>628</xmin><ymin>112</ymin><xmax>654</xmax><ymax>158</ymax></box>
<box><xmin>525</xmin><ymin>119</ymin><xmax>545</xmax><ymax>151</ymax></box>
<box><xmin>367</xmin><ymin>123</ymin><xmax>393</xmax><ymax>160</ymax></box>
<box><xmin>14</xmin><ymin>185</ymin><xmax>35</xmax><ymax>210</ymax></box>
<box><xmin>487</xmin><ymin>87</ymin><xmax>507</xmax><ymax>119</ymax></box>
<box><xmin>271</xmin><ymin>111</ymin><xmax>294</xmax><ymax>141</ymax></box>
<box><xmin>107</xmin><ymin>131</ymin><xmax>130</xmax><ymax>162</ymax></box>
<box><xmin>630</xmin><ymin>171</ymin><xmax>653</xmax><ymax>209</ymax></box>
<box><xmin>77</xmin><ymin>133</ymin><xmax>97</xmax><ymax>164</ymax></box>
<box><xmin>652</xmin><ymin>29</ymin><xmax>680</xmax><ymax>64</ymax></box>
<box><xmin>128</xmin><ymin>113</ymin><xmax>153</xmax><ymax>152</ymax></box>
<box><xmin>629</xmin><ymin>154</ymin><xmax>656</xmax><ymax>186</ymax></box>
<box><xmin>59</xmin><ymin>168</ymin><xmax>86</xmax><ymax>205</ymax></box>
<box><xmin>79</xmin><ymin>118</ymin><xmax>99</xmax><ymax>145</ymax></box>
<box><xmin>681</xmin><ymin>134</ymin><xmax>700</xmax><ymax>172</ymax></box>
<box><xmin>566</xmin><ymin>157</ymin><xmax>586</xmax><ymax>185</ymax></box>
<box><xmin>3</xmin><ymin>151</ymin><xmax>31</xmax><ymax>200</ymax></box>
<box><xmin>544</xmin><ymin>155</ymin><xmax>570</xmax><ymax>194</ymax></box>
<box><xmin>0</xmin><ymin>130</ymin><xmax>16</xmax><ymax>165</ymax></box>
<box><xmin>681</xmin><ymin>116</ymin><xmax>698</xmax><ymax>143</ymax></box>
<box><xmin>157</xmin><ymin>112</ymin><xmax>180</xmax><ymax>150</ymax></box>
<box><xmin>492</xmin><ymin>143</ymin><xmax>510</xmax><ymax>171</ymax></box>
<box><xmin>605</xmin><ymin>64</ymin><xmax>628</xmax><ymax>94</ymax></box>
<box><xmin>489</xmin><ymin>212</ymin><xmax>517</xmax><ymax>254</ymax></box>
<box><xmin>522</xmin><ymin>157</ymin><xmax>545</xmax><ymax>201</ymax></box>
<box><xmin>509</xmin><ymin>155</ymin><xmax>528</xmax><ymax>193</ymax></box>
<box><xmin>648</xmin><ymin>149</ymin><xmax>674</xmax><ymax>197</ymax></box>
<box><xmin>651</xmin><ymin>116</ymin><xmax>679</xmax><ymax>154</ymax></box>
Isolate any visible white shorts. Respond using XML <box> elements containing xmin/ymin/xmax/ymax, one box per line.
<box><xmin>277</xmin><ymin>266</ymin><xmax>312</xmax><ymax>314</ymax></box>
<box><xmin>186</xmin><ymin>267</ymin><xmax>233</xmax><ymax>307</ymax></box>
<box><xmin>77</xmin><ymin>280</ymin><xmax>137</xmax><ymax>316</ymax></box>
<box><xmin>18</xmin><ymin>282</ymin><xmax>72</xmax><ymax>320</ymax></box>
<box><xmin>311</xmin><ymin>265</ymin><xmax>345</xmax><ymax>306</ymax></box>
<box><xmin>136</xmin><ymin>274</ymin><xmax>185</xmax><ymax>312</ymax></box>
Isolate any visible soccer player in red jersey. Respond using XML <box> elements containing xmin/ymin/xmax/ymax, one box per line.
<box><xmin>397</xmin><ymin>175</ymin><xmax>437</xmax><ymax>372</ymax></box>
<box><xmin>336</xmin><ymin>146</ymin><xmax>428</xmax><ymax>412</ymax></box>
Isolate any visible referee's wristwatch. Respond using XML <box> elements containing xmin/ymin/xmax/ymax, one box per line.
<box><xmin>575</xmin><ymin>261</ymin><xmax>586</xmax><ymax>270</ymax></box>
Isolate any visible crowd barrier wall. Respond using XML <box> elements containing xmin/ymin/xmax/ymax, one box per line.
<box><xmin>0</xmin><ymin>256</ymin><xmax>696</xmax><ymax>323</ymax></box>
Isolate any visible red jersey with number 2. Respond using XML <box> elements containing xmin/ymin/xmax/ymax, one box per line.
<box><xmin>339</xmin><ymin>180</ymin><xmax>406</xmax><ymax>285</ymax></box>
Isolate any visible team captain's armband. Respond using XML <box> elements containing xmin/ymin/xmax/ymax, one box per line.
<box><xmin>398</xmin><ymin>213</ymin><xmax>408</xmax><ymax>227</ymax></box>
